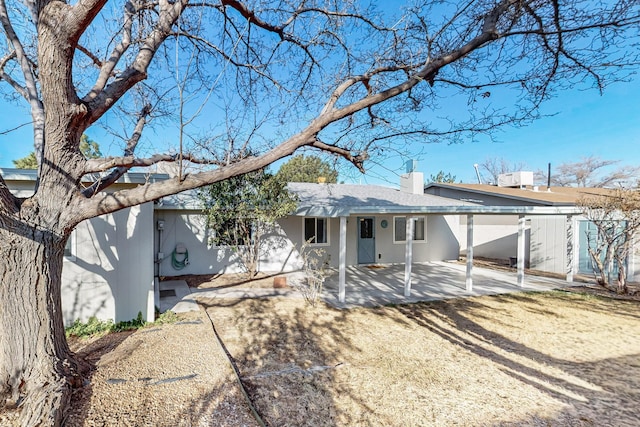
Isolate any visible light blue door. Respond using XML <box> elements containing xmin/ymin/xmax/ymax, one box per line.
<box><xmin>357</xmin><ymin>217</ymin><xmax>375</xmax><ymax>264</ymax></box>
<box><xmin>578</xmin><ymin>220</ymin><xmax>621</xmax><ymax>276</ymax></box>
<box><xmin>578</xmin><ymin>221</ymin><xmax>597</xmax><ymax>274</ymax></box>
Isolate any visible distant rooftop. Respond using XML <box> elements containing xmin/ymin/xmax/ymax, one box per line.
<box><xmin>424</xmin><ymin>182</ymin><xmax>619</xmax><ymax>206</ymax></box>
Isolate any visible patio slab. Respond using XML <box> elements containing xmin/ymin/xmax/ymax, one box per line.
<box><xmin>158</xmin><ymin>262</ymin><xmax>572</xmax><ymax>312</ymax></box>
<box><xmin>321</xmin><ymin>261</ymin><xmax>571</xmax><ymax>308</ymax></box>
<box><xmin>159</xmin><ymin>280</ymin><xmax>199</xmax><ymax>313</ymax></box>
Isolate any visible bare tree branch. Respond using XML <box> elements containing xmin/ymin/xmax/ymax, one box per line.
<box><xmin>0</xmin><ymin>0</ymin><xmax>44</xmax><ymax>162</ymax></box>
<box><xmin>84</xmin><ymin>0</ymin><xmax>188</xmax><ymax>125</ymax></box>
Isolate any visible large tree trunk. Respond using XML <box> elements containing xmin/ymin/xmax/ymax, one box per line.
<box><xmin>0</xmin><ymin>232</ymin><xmax>82</xmax><ymax>426</ymax></box>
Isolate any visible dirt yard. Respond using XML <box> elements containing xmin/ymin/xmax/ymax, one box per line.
<box><xmin>203</xmin><ymin>290</ymin><xmax>640</xmax><ymax>426</ymax></box>
<box><xmin>6</xmin><ymin>286</ymin><xmax>638</xmax><ymax>426</ymax></box>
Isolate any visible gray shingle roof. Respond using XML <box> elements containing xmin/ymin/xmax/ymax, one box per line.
<box><xmin>288</xmin><ymin>182</ymin><xmax>475</xmax><ymax>217</ymax></box>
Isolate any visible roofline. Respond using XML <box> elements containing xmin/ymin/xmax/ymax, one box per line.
<box><xmin>423</xmin><ymin>182</ymin><xmax>571</xmax><ymax>206</ymax></box>
<box><xmin>0</xmin><ymin>168</ymin><xmax>170</xmax><ymax>185</ymax></box>
<box><xmin>294</xmin><ymin>205</ymin><xmax>583</xmax><ymax>217</ymax></box>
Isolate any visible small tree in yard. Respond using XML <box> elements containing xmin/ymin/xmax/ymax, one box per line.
<box><xmin>1</xmin><ymin>0</ymin><xmax>640</xmax><ymax>424</ymax></box>
<box><xmin>578</xmin><ymin>189</ymin><xmax>640</xmax><ymax>294</ymax></box>
<box><xmin>200</xmin><ymin>170</ymin><xmax>297</xmax><ymax>278</ymax></box>
<box><xmin>293</xmin><ymin>240</ymin><xmax>330</xmax><ymax>306</ymax></box>
<box><xmin>276</xmin><ymin>154</ymin><xmax>339</xmax><ymax>184</ymax></box>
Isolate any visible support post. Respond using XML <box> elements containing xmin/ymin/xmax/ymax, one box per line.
<box><xmin>566</xmin><ymin>215</ymin><xmax>578</xmax><ymax>282</ymax></box>
<box><xmin>404</xmin><ymin>217</ymin><xmax>415</xmax><ymax>297</ymax></box>
<box><xmin>517</xmin><ymin>215</ymin><xmax>526</xmax><ymax>287</ymax></box>
<box><xmin>339</xmin><ymin>216</ymin><xmax>347</xmax><ymax>303</ymax></box>
<box><xmin>466</xmin><ymin>214</ymin><xmax>474</xmax><ymax>292</ymax></box>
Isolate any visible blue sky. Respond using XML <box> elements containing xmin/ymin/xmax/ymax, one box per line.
<box><xmin>1</xmin><ymin>76</ymin><xmax>638</xmax><ymax>186</ymax></box>
<box><xmin>339</xmin><ymin>78</ymin><xmax>640</xmax><ymax>186</ymax></box>
<box><xmin>1</xmin><ymin>1</ymin><xmax>639</xmax><ymax>188</ymax></box>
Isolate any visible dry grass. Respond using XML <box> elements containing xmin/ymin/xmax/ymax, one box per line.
<box><xmin>9</xmin><ymin>287</ymin><xmax>637</xmax><ymax>426</ymax></box>
<box><xmin>203</xmin><ymin>290</ymin><xmax>640</xmax><ymax>427</ymax></box>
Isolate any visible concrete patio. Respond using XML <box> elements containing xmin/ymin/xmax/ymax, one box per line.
<box><xmin>321</xmin><ymin>261</ymin><xmax>571</xmax><ymax>308</ymax></box>
<box><xmin>159</xmin><ymin>261</ymin><xmax>572</xmax><ymax>313</ymax></box>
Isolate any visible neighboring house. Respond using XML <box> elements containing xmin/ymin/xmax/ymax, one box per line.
<box><xmin>424</xmin><ymin>180</ymin><xmax>639</xmax><ymax>281</ymax></box>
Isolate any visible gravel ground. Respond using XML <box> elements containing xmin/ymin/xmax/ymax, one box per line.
<box><xmin>63</xmin><ymin>311</ymin><xmax>259</xmax><ymax>427</ymax></box>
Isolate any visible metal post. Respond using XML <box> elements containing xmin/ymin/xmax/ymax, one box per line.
<box><xmin>404</xmin><ymin>217</ymin><xmax>415</xmax><ymax>297</ymax></box>
<box><xmin>466</xmin><ymin>214</ymin><xmax>473</xmax><ymax>292</ymax></box>
<box><xmin>339</xmin><ymin>216</ymin><xmax>347</xmax><ymax>303</ymax></box>
<box><xmin>517</xmin><ymin>215</ymin><xmax>526</xmax><ymax>287</ymax></box>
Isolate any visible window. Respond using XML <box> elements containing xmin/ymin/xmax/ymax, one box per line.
<box><xmin>393</xmin><ymin>216</ymin><xmax>426</xmax><ymax>243</ymax></box>
<box><xmin>304</xmin><ymin>217</ymin><xmax>328</xmax><ymax>245</ymax></box>
<box><xmin>212</xmin><ymin>218</ymin><xmax>253</xmax><ymax>247</ymax></box>
<box><xmin>360</xmin><ymin>218</ymin><xmax>374</xmax><ymax>239</ymax></box>
<box><xmin>64</xmin><ymin>231</ymin><xmax>76</xmax><ymax>260</ymax></box>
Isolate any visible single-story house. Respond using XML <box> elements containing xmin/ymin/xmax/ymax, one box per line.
<box><xmin>2</xmin><ymin>168</ymin><xmax>157</xmax><ymax>325</ymax></box>
<box><xmin>155</xmin><ymin>171</ymin><xmax>466</xmax><ymax>303</ymax></box>
<box><xmin>424</xmin><ymin>180</ymin><xmax>640</xmax><ymax>281</ymax></box>
<box><xmin>5</xmin><ymin>167</ymin><xmax>624</xmax><ymax>325</ymax></box>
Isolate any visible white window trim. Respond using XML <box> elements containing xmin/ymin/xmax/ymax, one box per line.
<box><xmin>64</xmin><ymin>231</ymin><xmax>77</xmax><ymax>261</ymax></box>
<box><xmin>393</xmin><ymin>216</ymin><xmax>427</xmax><ymax>244</ymax></box>
<box><xmin>303</xmin><ymin>217</ymin><xmax>330</xmax><ymax>247</ymax></box>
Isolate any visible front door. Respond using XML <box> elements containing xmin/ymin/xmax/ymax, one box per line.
<box><xmin>357</xmin><ymin>217</ymin><xmax>375</xmax><ymax>264</ymax></box>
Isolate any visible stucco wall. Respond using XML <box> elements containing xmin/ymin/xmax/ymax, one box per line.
<box><xmin>340</xmin><ymin>214</ymin><xmax>459</xmax><ymax>266</ymax></box>
<box><xmin>155</xmin><ymin>211</ymin><xmax>303</xmax><ymax>276</ymax></box>
<box><xmin>458</xmin><ymin>215</ymin><xmax>530</xmax><ymax>263</ymax></box>
<box><xmin>7</xmin><ymin>177</ymin><xmax>155</xmax><ymax>325</ymax></box>
<box><xmin>159</xmin><ymin>212</ymin><xmax>461</xmax><ymax>274</ymax></box>
<box><xmin>61</xmin><ymin>203</ymin><xmax>155</xmax><ymax>324</ymax></box>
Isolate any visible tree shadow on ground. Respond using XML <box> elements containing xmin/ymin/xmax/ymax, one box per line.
<box><xmin>165</xmin><ymin>289</ymin><xmax>640</xmax><ymax>426</ymax></box>
<box><xmin>63</xmin><ymin>330</ymin><xmax>135</xmax><ymax>425</ymax></box>
<box><xmin>199</xmin><ymin>296</ymin><xmax>378</xmax><ymax>426</ymax></box>
<box><xmin>388</xmin><ymin>293</ymin><xmax>640</xmax><ymax>426</ymax></box>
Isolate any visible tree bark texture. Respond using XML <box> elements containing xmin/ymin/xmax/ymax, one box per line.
<box><xmin>0</xmin><ymin>229</ymin><xmax>82</xmax><ymax>426</ymax></box>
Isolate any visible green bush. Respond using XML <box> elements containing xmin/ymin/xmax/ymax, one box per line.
<box><xmin>66</xmin><ymin>311</ymin><xmax>179</xmax><ymax>338</ymax></box>
<box><xmin>155</xmin><ymin>310</ymin><xmax>178</xmax><ymax>324</ymax></box>
<box><xmin>65</xmin><ymin>316</ymin><xmax>115</xmax><ymax>338</ymax></box>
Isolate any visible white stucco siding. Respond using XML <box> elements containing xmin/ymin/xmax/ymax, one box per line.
<box><xmin>530</xmin><ymin>215</ymin><xmax>567</xmax><ymax>274</ymax></box>
<box><xmin>259</xmin><ymin>216</ymin><xmax>303</xmax><ymax>272</ymax></box>
<box><xmin>332</xmin><ymin>214</ymin><xmax>459</xmax><ymax>266</ymax></box>
<box><xmin>458</xmin><ymin>215</ymin><xmax>528</xmax><ymax>262</ymax></box>
<box><xmin>156</xmin><ymin>212</ymin><xmax>303</xmax><ymax>275</ymax></box>
<box><xmin>156</xmin><ymin>212</ymin><xmax>242</xmax><ymax>275</ymax></box>
<box><xmin>61</xmin><ymin>203</ymin><xmax>155</xmax><ymax>324</ymax></box>
<box><xmin>427</xmin><ymin>215</ymin><xmax>460</xmax><ymax>261</ymax></box>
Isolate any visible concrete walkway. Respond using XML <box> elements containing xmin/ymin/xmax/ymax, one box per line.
<box><xmin>158</xmin><ymin>262</ymin><xmax>572</xmax><ymax>313</ymax></box>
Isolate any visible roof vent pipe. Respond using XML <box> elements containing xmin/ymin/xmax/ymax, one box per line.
<box><xmin>473</xmin><ymin>164</ymin><xmax>483</xmax><ymax>184</ymax></box>
<box><xmin>547</xmin><ymin>163</ymin><xmax>551</xmax><ymax>192</ymax></box>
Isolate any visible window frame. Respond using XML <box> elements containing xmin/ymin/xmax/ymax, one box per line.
<box><xmin>303</xmin><ymin>217</ymin><xmax>329</xmax><ymax>246</ymax></box>
<box><xmin>393</xmin><ymin>216</ymin><xmax>427</xmax><ymax>244</ymax></box>
<box><xmin>64</xmin><ymin>231</ymin><xmax>77</xmax><ymax>261</ymax></box>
